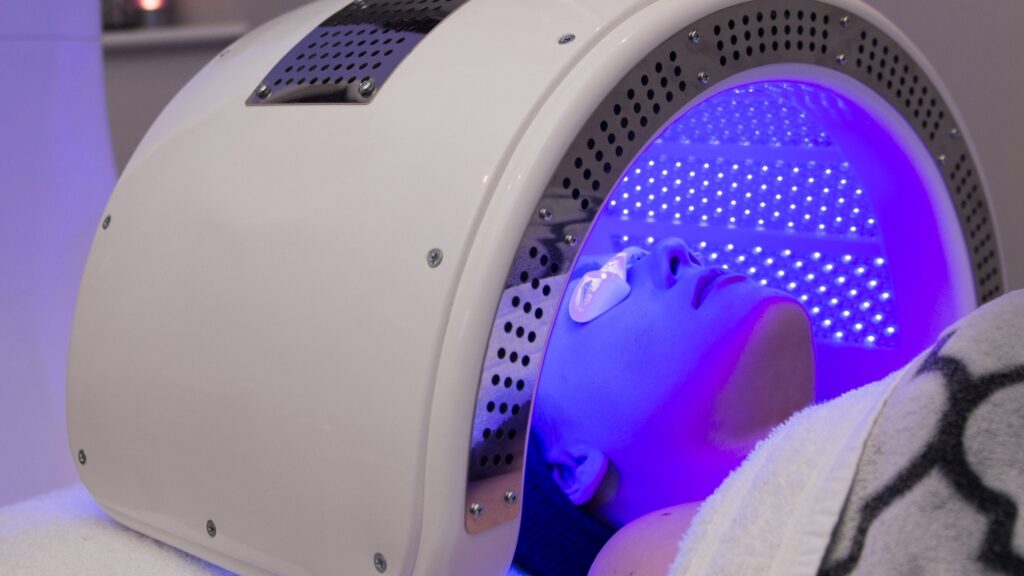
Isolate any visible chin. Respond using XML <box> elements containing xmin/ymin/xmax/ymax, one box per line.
<box><xmin>705</xmin><ymin>276</ymin><xmax>806</xmax><ymax>325</ymax></box>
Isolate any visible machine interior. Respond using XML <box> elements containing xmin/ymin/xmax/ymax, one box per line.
<box><xmin>510</xmin><ymin>76</ymin><xmax>978</xmax><ymax>572</ymax></box>
<box><xmin>551</xmin><ymin>78</ymin><xmax>972</xmax><ymax>402</ymax></box>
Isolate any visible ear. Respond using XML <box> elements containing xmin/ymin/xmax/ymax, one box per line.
<box><xmin>549</xmin><ymin>445</ymin><xmax>610</xmax><ymax>506</ymax></box>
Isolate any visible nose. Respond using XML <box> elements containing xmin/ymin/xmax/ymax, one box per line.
<box><xmin>632</xmin><ymin>238</ymin><xmax>702</xmax><ymax>290</ymax></box>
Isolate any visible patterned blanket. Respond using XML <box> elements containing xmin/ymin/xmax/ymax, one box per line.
<box><xmin>821</xmin><ymin>302</ymin><xmax>1024</xmax><ymax>575</ymax></box>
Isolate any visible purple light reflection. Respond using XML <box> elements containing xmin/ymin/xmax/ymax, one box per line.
<box><xmin>564</xmin><ymin>80</ymin><xmax>968</xmax><ymax>401</ymax></box>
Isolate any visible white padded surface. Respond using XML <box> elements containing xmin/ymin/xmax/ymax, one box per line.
<box><xmin>0</xmin><ymin>484</ymin><xmax>531</xmax><ymax>576</ymax></box>
<box><xmin>0</xmin><ymin>484</ymin><xmax>229</xmax><ymax>576</ymax></box>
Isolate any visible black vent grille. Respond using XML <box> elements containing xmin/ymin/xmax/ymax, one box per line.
<box><xmin>247</xmin><ymin>0</ymin><xmax>469</xmax><ymax>105</ymax></box>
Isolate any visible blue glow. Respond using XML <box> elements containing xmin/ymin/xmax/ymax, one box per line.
<box><xmin>596</xmin><ymin>82</ymin><xmax>900</xmax><ymax>349</ymax></box>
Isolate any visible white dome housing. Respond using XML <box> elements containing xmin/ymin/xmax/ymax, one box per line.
<box><xmin>68</xmin><ymin>0</ymin><xmax>1018</xmax><ymax>574</ymax></box>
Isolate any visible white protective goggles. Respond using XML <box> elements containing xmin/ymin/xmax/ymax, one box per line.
<box><xmin>568</xmin><ymin>247</ymin><xmax>649</xmax><ymax>323</ymax></box>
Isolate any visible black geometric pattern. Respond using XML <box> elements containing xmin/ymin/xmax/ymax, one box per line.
<box><xmin>819</xmin><ymin>332</ymin><xmax>1024</xmax><ymax>575</ymax></box>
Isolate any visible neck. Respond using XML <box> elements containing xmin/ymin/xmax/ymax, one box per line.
<box><xmin>714</xmin><ymin>300</ymin><xmax>815</xmax><ymax>447</ymax></box>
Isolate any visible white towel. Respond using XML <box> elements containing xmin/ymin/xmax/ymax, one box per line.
<box><xmin>671</xmin><ymin>290</ymin><xmax>1024</xmax><ymax>576</ymax></box>
<box><xmin>0</xmin><ymin>484</ymin><xmax>229</xmax><ymax>575</ymax></box>
<box><xmin>670</xmin><ymin>368</ymin><xmax>906</xmax><ymax>576</ymax></box>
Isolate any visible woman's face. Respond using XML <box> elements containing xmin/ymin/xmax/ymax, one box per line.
<box><xmin>536</xmin><ymin>238</ymin><xmax>813</xmax><ymax>524</ymax></box>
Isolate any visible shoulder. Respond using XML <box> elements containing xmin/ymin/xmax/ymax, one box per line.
<box><xmin>588</xmin><ymin>503</ymin><xmax>700</xmax><ymax>576</ymax></box>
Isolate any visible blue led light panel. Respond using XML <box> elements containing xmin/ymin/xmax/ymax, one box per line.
<box><xmin>597</xmin><ymin>82</ymin><xmax>899</xmax><ymax>348</ymax></box>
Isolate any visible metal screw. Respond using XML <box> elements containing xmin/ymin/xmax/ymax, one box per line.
<box><xmin>564</xmin><ymin>234</ymin><xmax>578</xmax><ymax>247</ymax></box>
<box><xmin>469</xmin><ymin>503</ymin><xmax>485</xmax><ymax>518</ymax></box>
<box><xmin>101</xmin><ymin>215</ymin><xmax>111</xmax><ymax>230</ymax></box>
<box><xmin>254</xmin><ymin>84</ymin><xmax>271</xmax><ymax>100</ymax></box>
<box><xmin>206</xmin><ymin>519</ymin><xmax>217</xmax><ymax>538</ymax></box>
<box><xmin>558</xmin><ymin>34</ymin><xmax>576</xmax><ymax>45</ymax></box>
<box><xmin>937</xmin><ymin>154</ymin><xmax>948</xmax><ymax>166</ymax></box>
<box><xmin>503</xmin><ymin>490</ymin><xmax>518</xmax><ymax>505</ymax></box>
<box><xmin>840</xmin><ymin>15</ymin><xmax>850</xmax><ymax>28</ymax></box>
<box><xmin>373</xmin><ymin>553</ymin><xmax>388</xmax><ymax>573</ymax></box>
<box><xmin>538</xmin><ymin>207</ymin><xmax>552</xmax><ymax>221</ymax></box>
<box><xmin>950</xmin><ymin>127</ymin><xmax>961</xmax><ymax>139</ymax></box>
<box><xmin>688</xmin><ymin>30</ymin><xmax>701</xmax><ymax>44</ymax></box>
<box><xmin>358</xmin><ymin>78</ymin><xmax>377</xmax><ymax>98</ymax></box>
<box><xmin>77</xmin><ymin>450</ymin><xmax>87</xmax><ymax>465</ymax></box>
<box><xmin>426</xmin><ymin>248</ymin><xmax>444</xmax><ymax>268</ymax></box>
<box><xmin>697</xmin><ymin>71</ymin><xmax>711</xmax><ymax>85</ymax></box>
<box><xmin>835</xmin><ymin>53</ymin><xmax>847</xmax><ymax>65</ymax></box>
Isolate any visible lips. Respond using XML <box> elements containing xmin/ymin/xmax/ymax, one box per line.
<box><xmin>692</xmin><ymin>268</ymin><xmax>743</xmax><ymax>308</ymax></box>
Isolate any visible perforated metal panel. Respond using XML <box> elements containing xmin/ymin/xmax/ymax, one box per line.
<box><xmin>246</xmin><ymin>0</ymin><xmax>468</xmax><ymax>105</ymax></box>
<box><xmin>465</xmin><ymin>0</ymin><xmax>1001</xmax><ymax>533</ymax></box>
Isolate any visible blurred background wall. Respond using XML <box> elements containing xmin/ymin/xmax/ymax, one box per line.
<box><xmin>0</xmin><ymin>0</ymin><xmax>310</xmax><ymax>508</ymax></box>
<box><xmin>0</xmin><ymin>0</ymin><xmax>114</xmax><ymax>507</ymax></box>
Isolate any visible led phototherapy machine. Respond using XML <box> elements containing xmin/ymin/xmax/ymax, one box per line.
<box><xmin>68</xmin><ymin>0</ymin><xmax>1020</xmax><ymax>574</ymax></box>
